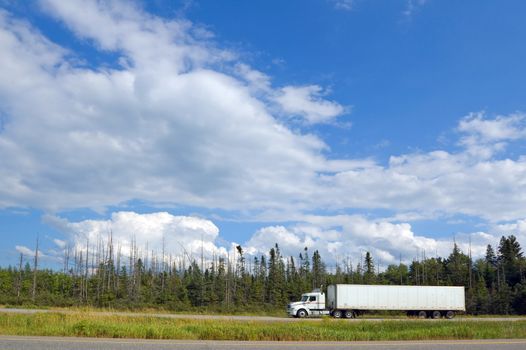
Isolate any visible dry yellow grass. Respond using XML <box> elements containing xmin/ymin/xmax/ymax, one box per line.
<box><xmin>0</xmin><ymin>312</ymin><xmax>525</xmax><ymax>341</ymax></box>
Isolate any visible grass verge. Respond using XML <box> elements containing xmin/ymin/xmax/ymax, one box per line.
<box><xmin>0</xmin><ymin>312</ymin><xmax>525</xmax><ymax>341</ymax></box>
<box><xmin>0</xmin><ymin>304</ymin><xmax>285</xmax><ymax>317</ymax></box>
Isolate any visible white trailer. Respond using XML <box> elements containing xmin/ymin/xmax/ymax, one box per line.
<box><xmin>287</xmin><ymin>284</ymin><xmax>465</xmax><ymax>319</ymax></box>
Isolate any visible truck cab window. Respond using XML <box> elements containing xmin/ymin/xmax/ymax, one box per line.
<box><xmin>309</xmin><ymin>296</ymin><xmax>316</xmax><ymax>302</ymax></box>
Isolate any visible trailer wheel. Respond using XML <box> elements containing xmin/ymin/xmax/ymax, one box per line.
<box><xmin>296</xmin><ymin>309</ymin><xmax>308</xmax><ymax>318</ymax></box>
<box><xmin>333</xmin><ymin>310</ymin><xmax>342</xmax><ymax>318</ymax></box>
<box><xmin>445</xmin><ymin>311</ymin><xmax>455</xmax><ymax>319</ymax></box>
<box><xmin>417</xmin><ymin>310</ymin><xmax>427</xmax><ymax>319</ymax></box>
<box><xmin>432</xmin><ymin>311</ymin><xmax>441</xmax><ymax>319</ymax></box>
<box><xmin>344</xmin><ymin>310</ymin><xmax>355</xmax><ymax>319</ymax></box>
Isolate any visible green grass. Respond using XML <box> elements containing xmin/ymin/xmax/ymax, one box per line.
<box><xmin>0</xmin><ymin>312</ymin><xmax>525</xmax><ymax>341</ymax></box>
<box><xmin>0</xmin><ymin>304</ymin><xmax>286</xmax><ymax>317</ymax></box>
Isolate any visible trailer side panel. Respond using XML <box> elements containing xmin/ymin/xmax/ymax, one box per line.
<box><xmin>328</xmin><ymin>284</ymin><xmax>465</xmax><ymax>311</ymax></box>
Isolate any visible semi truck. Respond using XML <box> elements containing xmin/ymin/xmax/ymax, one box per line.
<box><xmin>287</xmin><ymin>284</ymin><xmax>465</xmax><ymax>319</ymax></box>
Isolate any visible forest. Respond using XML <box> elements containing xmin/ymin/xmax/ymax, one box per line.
<box><xmin>0</xmin><ymin>234</ymin><xmax>525</xmax><ymax>315</ymax></box>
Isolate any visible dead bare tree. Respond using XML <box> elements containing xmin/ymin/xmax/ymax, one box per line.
<box><xmin>115</xmin><ymin>244</ymin><xmax>122</xmax><ymax>293</ymax></box>
<box><xmin>16</xmin><ymin>253</ymin><xmax>23</xmax><ymax>301</ymax></box>
<box><xmin>84</xmin><ymin>238</ymin><xmax>90</xmax><ymax>302</ymax></box>
<box><xmin>31</xmin><ymin>235</ymin><xmax>39</xmax><ymax>302</ymax></box>
<box><xmin>161</xmin><ymin>234</ymin><xmax>166</xmax><ymax>294</ymax></box>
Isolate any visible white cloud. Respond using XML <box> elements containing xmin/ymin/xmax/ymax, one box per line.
<box><xmin>44</xmin><ymin>211</ymin><xmax>226</xmax><ymax>262</ymax></box>
<box><xmin>245</xmin><ymin>225</ymin><xmax>315</xmax><ymax>257</ymax></box>
<box><xmin>46</xmin><ymin>212</ymin><xmax>447</xmax><ymax>267</ymax></box>
<box><xmin>40</xmin><ymin>211</ymin><xmax>525</xmax><ymax>268</ymax></box>
<box><xmin>234</xmin><ymin>64</ymin><xmax>347</xmax><ymax>124</ymax></box>
<box><xmin>274</xmin><ymin>85</ymin><xmax>346</xmax><ymax>124</ymax></box>
<box><xmin>458</xmin><ymin>112</ymin><xmax>526</xmax><ymax>159</ymax></box>
<box><xmin>494</xmin><ymin>219</ymin><xmax>526</xmax><ymax>245</ymax></box>
<box><xmin>15</xmin><ymin>245</ymin><xmax>36</xmax><ymax>257</ymax></box>
<box><xmin>313</xmin><ymin>132</ymin><xmax>526</xmax><ymax>222</ymax></box>
<box><xmin>0</xmin><ymin>1</ymin><xmax>341</xmax><ymax>212</ymax></box>
<box><xmin>38</xmin><ymin>0</ymin><xmax>221</xmax><ymax>71</ymax></box>
<box><xmin>243</xmin><ymin>214</ymin><xmax>497</xmax><ymax>266</ymax></box>
<box><xmin>53</xmin><ymin>238</ymin><xmax>66</xmax><ymax>249</ymax></box>
<box><xmin>458</xmin><ymin>112</ymin><xmax>526</xmax><ymax>142</ymax></box>
<box><xmin>15</xmin><ymin>244</ymin><xmax>53</xmax><ymax>261</ymax></box>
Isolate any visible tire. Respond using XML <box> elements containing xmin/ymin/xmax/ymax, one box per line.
<box><xmin>344</xmin><ymin>310</ymin><xmax>354</xmax><ymax>319</ymax></box>
<box><xmin>432</xmin><ymin>311</ymin><xmax>441</xmax><ymax>319</ymax></box>
<box><xmin>445</xmin><ymin>311</ymin><xmax>455</xmax><ymax>319</ymax></box>
<box><xmin>333</xmin><ymin>310</ymin><xmax>342</xmax><ymax>318</ymax></box>
<box><xmin>296</xmin><ymin>309</ymin><xmax>308</xmax><ymax>318</ymax></box>
<box><xmin>418</xmin><ymin>310</ymin><xmax>427</xmax><ymax>319</ymax></box>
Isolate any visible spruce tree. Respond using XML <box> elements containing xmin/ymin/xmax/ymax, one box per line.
<box><xmin>498</xmin><ymin>235</ymin><xmax>524</xmax><ymax>286</ymax></box>
<box><xmin>364</xmin><ymin>252</ymin><xmax>375</xmax><ymax>284</ymax></box>
<box><xmin>311</xmin><ymin>250</ymin><xmax>326</xmax><ymax>289</ymax></box>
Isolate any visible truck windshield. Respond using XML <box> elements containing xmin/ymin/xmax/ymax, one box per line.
<box><xmin>301</xmin><ymin>296</ymin><xmax>309</xmax><ymax>302</ymax></box>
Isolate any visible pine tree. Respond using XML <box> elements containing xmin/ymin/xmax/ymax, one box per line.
<box><xmin>299</xmin><ymin>247</ymin><xmax>311</xmax><ymax>291</ymax></box>
<box><xmin>267</xmin><ymin>244</ymin><xmax>286</xmax><ymax>306</ymax></box>
<box><xmin>250</xmin><ymin>256</ymin><xmax>265</xmax><ymax>304</ymax></box>
<box><xmin>311</xmin><ymin>250</ymin><xmax>326</xmax><ymax>289</ymax></box>
<box><xmin>498</xmin><ymin>235</ymin><xmax>524</xmax><ymax>286</ymax></box>
<box><xmin>364</xmin><ymin>251</ymin><xmax>375</xmax><ymax>284</ymax></box>
<box><xmin>445</xmin><ymin>243</ymin><xmax>470</xmax><ymax>286</ymax></box>
<box><xmin>512</xmin><ymin>283</ymin><xmax>526</xmax><ymax>314</ymax></box>
<box><xmin>382</xmin><ymin>264</ymin><xmax>408</xmax><ymax>285</ymax></box>
<box><xmin>484</xmin><ymin>244</ymin><xmax>498</xmax><ymax>288</ymax></box>
<box><xmin>473</xmin><ymin>275</ymin><xmax>490</xmax><ymax>314</ymax></box>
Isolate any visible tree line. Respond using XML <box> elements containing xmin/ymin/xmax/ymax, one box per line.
<box><xmin>0</xmin><ymin>235</ymin><xmax>525</xmax><ymax>314</ymax></box>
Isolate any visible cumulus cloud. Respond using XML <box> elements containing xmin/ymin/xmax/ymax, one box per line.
<box><xmin>41</xmin><ymin>210</ymin><xmax>524</xmax><ymax>268</ymax></box>
<box><xmin>41</xmin><ymin>211</ymin><xmax>455</xmax><ymax>267</ymax></box>
<box><xmin>246</xmin><ymin>215</ymin><xmax>470</xmax><ymax>266</ymax></box>
<box><xmin>0</xmin><ymin>1</ymin><xmax>344</xmax><ymax>213</ymax></box>
<box><xmin>245</xmin><ymin>226</ymin><xmax>316</xmax><ymax>257</ymax></box>
<box><xmin>311</xmin><ymin>113</ymin><xmax>526</xmax><ymax>222</ymax></box>
<box><xmin>459</xmin><ymin>113</ymin><xmax>526</xmax><ymax>142</ymax></box>
<box><xmin>244</xmin><ymin>215</ymin><xmax>498</xmax><ymax>266</ymax></box>
<box><xmin>15</xmin><ymin>244</ymin><xmax>54</xmax><ymax>262</ymax></box>
<box><xmin>53</xmin><ymin>238</ymin><xmax>67</xmax><ymax>249</ymax></box>
<box><xmin>316</xmin><ymin>156</ymin><xmax>526</xmax><ymax>222</ymax></box>
<box><xmin>44</xmin><ymin>211</ymin><xmax>226</xmax><ymax>261</ymax></box>
<box><xmin>274</xmin><ymin>85</ymin><xmax>346</xmax><ymax>124</ymax></box>
<box><xmin>458</xmin><ymin>112</ymin><xmax>526</xmax><ymax>159</ymax></box>
<box><xmin>495</xmin><ymin>219</ymin><xmax>526</xmax><ymax>245</ymax></box>
<box><xmin>15</xmin><ymin>245</ymin><xmax>37</xmax><ymax>257</ymax></box>
<box><xmin>234</xmin><ymin>64</ymin><xmax>347</xmax><ymax>124</ymax></box>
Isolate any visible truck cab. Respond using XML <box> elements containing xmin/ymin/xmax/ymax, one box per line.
<box><xmin>287</xmin><ymin>290</ymin><xmax>330</xmax><ymax>318</ymax></box>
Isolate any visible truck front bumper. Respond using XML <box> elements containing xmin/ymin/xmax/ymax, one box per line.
<box><xmin>286</xmin><ymin>306</ymin><xmax>296</xmax><ymax>317</ymax></box>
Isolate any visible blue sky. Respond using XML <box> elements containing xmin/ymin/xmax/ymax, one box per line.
<box><xmin>1</xmin><ymin>0</ymin><xmax>526</xmax><ymax>268</ymax></box>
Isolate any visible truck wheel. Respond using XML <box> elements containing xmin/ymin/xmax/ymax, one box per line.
<box><xmin>296</xmin><ymin>309</ymin><xmax>308</xmax><ymax>318</ymax></box>
<box><xmin>418</xmin><ymin>310</ymin><xmax>427</xmax><ymax>319</ymax></box>
<box><xmin>333</xmin><ymin>310</ymin><xmax>342</xmax><ymax>318</ymax></box>
<box><xmin>445</xmin><ymin>311</ymin><xmax>455</xmax><ymax>319</ymax></box>
<box><xmin>344</xmin><ymin>310</ymin><xmax>355</xmax><ymax>319</ymax></box>
<box><xmin>432</xmin><ymin>311</ymin><xmax>441</xmax><ymax>319</ymax></box>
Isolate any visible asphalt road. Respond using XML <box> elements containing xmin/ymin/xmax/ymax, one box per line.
<box><xmin>1</xmin><ymin>308</ymin><xmax>525</xmax><ymax>322</ymax></box>
<box><xmin>1</xmin><ymin>336</ymin><xmax>526</xmax><ymax>350</ymax></box>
